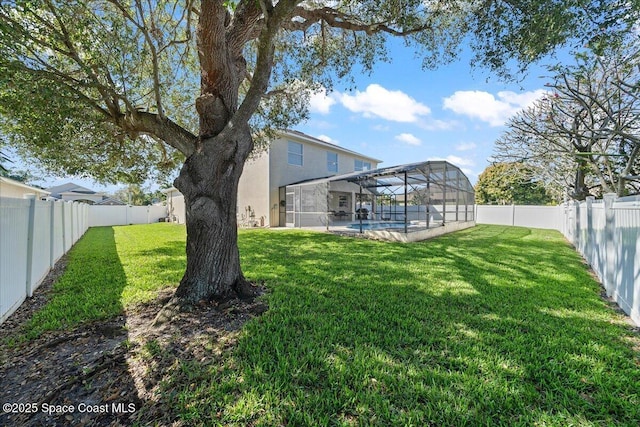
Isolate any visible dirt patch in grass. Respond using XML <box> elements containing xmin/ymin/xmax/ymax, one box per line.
<box><xmin>0</xmin><ymin>274</ymin><xmax>267</xmax><ymax>426</ymax></box>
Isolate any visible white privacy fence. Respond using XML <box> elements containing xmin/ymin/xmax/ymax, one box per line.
<box><xmin>0</xmin><ymin>201</ymin><xmax>167</xmax><ymax>324</ymax></box>
<box><xmin>562</xmin><ymin>195</ymin><xmax>640</xmax><ymax>326</ymax></box>
<box><xmin>88</xmin><ymin>205</ymin><xmax>167</xmax><ymax>227</ymax></box>
<box><xmin>475</xmin><ymin>204</ymin><xmax>563</xmax><ymax>230</ymax></box>
<box><xmin>477</xmin><ymin>197</ymin><xmax>640</xmax><ymax>326</ymax></box>
<box><xmin>0</xmin><ymin>197</ymin><xmax>89</xmax><ymax>324</ymax></box>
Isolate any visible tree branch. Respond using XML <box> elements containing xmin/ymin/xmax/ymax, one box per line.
<box><xmin>286</xmin><ymin>6</ymin><xmax>432</xmax><ymax>36</ymax></box>
<box><xmin>117</xmin><ymin>111</ymin><xmax>196</xmax><ymax>157</ymax></box>
<box><xmin>232</xmin><ymin>0</ymin><xmax>302</xmax><ymax>130</ymax></box>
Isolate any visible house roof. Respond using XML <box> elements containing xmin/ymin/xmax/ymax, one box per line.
<box><xmin>94</xmin><ymin>197</ymin><xmax>126</xmax><ymax>205</ymax></box>
<box><xmin>47</xmin><ymin>182</ymin><xmax>102</xmax><ymax>199</ymax></box>
<box><xmin>282</xmin><ymin>130</ymin><xmax>383</xmax><ymax>164</ymax></box>
<box><xmin>0</xmin><ymin>176</ymin><xmax>51</xmax><ymax>195</ymax></box>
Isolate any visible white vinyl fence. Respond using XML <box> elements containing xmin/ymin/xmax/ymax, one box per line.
<box><xmin>0</xmin><ymin>202</ymin><xmax>168</xmax><ymax>325</ymax></box>
<box><xmin>475</xmin><ymin>204</ymin><xmax>563</xmax><ymax>230</ymax></box>
<box><xmin>88</xmin><ymin>205</ymin><xmax>167</xmax><ymax>227</ymax></box>
<box><xmin>477</xmin><ymin>197</ymin><xmax>640</xmax><ymax>326</ymax></box>
<box><xmin>562</xmin><ymin>195</ymin><xmax>640</xmax><ymax>326</ymax></box>
<box><xmin>0</xmin><ymin>197</ymin><xmax>89</xmax><ymax>324</ymax></box>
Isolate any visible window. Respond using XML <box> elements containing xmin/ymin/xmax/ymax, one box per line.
<box><xmin>287</xmin><ymin>141</ymin><xmax>303</xmax><ymax>166</ymax></box>
<box><xmin>327</xmin><ymin>152</ymin><xmax>338</xmax><ymax>173</ymax></box>
<box><xmin>355</xmin><ymin>159</ymin><xmax>372</xmax><ymax>171</ymax></box>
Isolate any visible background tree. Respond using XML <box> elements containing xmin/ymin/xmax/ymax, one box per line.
<box><xmin>475</xmin><ymin>162</ymin><xmax>556</xmax><ymax>205</ymax></box>
<box><xmin>495</xmin><ymin>39</ymin><xmax>640</xmax><ymax>199</ymax></box>
<box><xmin>0</xmin><ymin>168</ymin><xmax>42</xmax><ymax>184</ymax></box>
<box><xmin>1</xmin><ymin>0</ymin><xmax>637</xmax><ymax>304</ymax></box>
<box><xmin>112</xmin><ymin>184</ymin><xmax>166</xmax><ymax>205</ymax></box>
<box><xmin>0</xmin><ymin>149</ymin><xmax>9</xmax><ymax>175</ymax></box>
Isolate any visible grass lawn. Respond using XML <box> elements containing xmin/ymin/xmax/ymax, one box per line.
<box><xmin>17</xmin><ymin>224</ymin><xmax>640</xmax><ymax>425</ymax></box>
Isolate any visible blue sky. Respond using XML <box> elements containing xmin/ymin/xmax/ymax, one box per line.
<box><xmin>296</xmin><ymin>39</ymin><xmax>558</xmax><ymax>185</ymax></box>
<box><xmin>27</xmin><ymin>38</ymin><xmax>563</xmax><ymax>193</ymax></box>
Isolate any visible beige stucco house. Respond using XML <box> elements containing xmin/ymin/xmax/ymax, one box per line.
<box><xmin>163</xmin><ymin>130</ymin><xmax>381</xmax><ymax>226</ymax></box>
<box><xmin>0</xmin><ymin>177</ymin><xmax>50</xmax><ymax>200</ymax></box>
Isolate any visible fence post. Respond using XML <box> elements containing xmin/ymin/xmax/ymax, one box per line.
<box><xmin>603</xmin><ymin>193</ymin><xmax>616</xmax><ymax>297</ymax></box>
<box><xmin>50</xmin><ymin>201</ymin><xmax>56</xmax><ymax>268</ymax></box>
<box><xmin>25</xmin><ymin>195</ymin><xmax>36</xmax><ymax>297</ymax></box>
<box><xmin>585</xmin><ymin>196</ymin><xmax>594</xmax><ymax>267</ymax></box>
<box><xmin>574</xmin><ymin>200</ymin><xmax>581</xmax><ymax>250</ymax></box>
<box><xmin>70</xmin><ymin>201</ymin><xmax>75</xmax><ymax>245</ymax></box>
<box><xmin>60</xmin><ymin>201</ymin><xmax>67</xmax><ymax>252</ymax></box>
<box><xmin>511</xmin><ymin>204</ymin><xmax>516</xmax><ymax>226</ymax></box>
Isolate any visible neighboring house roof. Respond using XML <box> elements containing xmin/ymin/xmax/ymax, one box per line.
<box><xmin>282</xmin><ymin>129</ymin><xmax>382</xmax><ymax>164</ymax></box>
<box><xmin>47</xmin><ymin>182</ymin><xmax>103</xmax><ymax>199</ymax></box>
<box><xmin>0</xmin><ymin>176</ymin><xmax>51</xmax><ymax>196</ymax></box>
<box><xmin>94</xmin><ymin>197</ymin><xmax>126</xmax><ymax>205</ymax></box>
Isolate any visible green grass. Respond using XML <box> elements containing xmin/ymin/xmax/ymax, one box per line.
<box><xmin>16</xmin><ymin>224</ymin><xmax>186</xmax><ymax>341</ymax></box>
<box><xmin>15</xmin><ymin>224</ymin><xmax>640</xmax><ymax>425</ymax></box>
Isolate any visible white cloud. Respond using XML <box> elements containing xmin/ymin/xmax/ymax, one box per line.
<box><xmin>428</xmin><ymin>155</ymin><xmax>475</xmax><ymax>167</ymax></box>
<box><xmin>316</xmin><ymin>134</ymin><xmax>339</xmax><ymax>145</ymax></box>
<box><xmin>442</xmin><ymin>89</ymin><xmax>546</xmax><ymax>127</ymax></box>
<box><xmin>395</xmin><ymin>133</ymin><xmax>422</xmax><ymax>146</ymax></box>
<box><xmin>339</xmin><ymin>84</ymin><xmax>431</xmax><ymax>123</ymax></box>
<box><xmin>309</xmin><ymin>87</ymin><xmax>336</xmax><ymax>115</ymax></box>
<box><xmin>372</xmin><ymin>124</ymin><xmax>390</xmax><ymax>131</ymax></box>
<box><xmin>419</xmin><ymin>119</ymin><xmax>460</xmax><ymax>131</ymax></box>
<box><xmin>455</xmin><ymin>142</ymin><xmax>477</xmax><ymax>151</ymax></box>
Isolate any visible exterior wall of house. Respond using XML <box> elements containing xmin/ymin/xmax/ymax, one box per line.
<box><xmin>268</xmin><ymin>136</ymin><xmax>378</xmax><ymax>190</ymax></box>
<box><xmin>237</xmin><ymin>151</ymin><xmax>270</xmax><ymax>227</ymax></box>
<box><xmin>165</xmin><ymin>189</ymin><xmax>186</xmax><ymax>224</ymax></box>
<box><xmin>265</xmin><ymin>134</ymin><xmax>379</xmax><ymax>226</ymax></box>
<box><xmin>161</xmin><ymin>131</ymin><xmax>380</xmax><ymax>228</ymax></box>
<box><xmin>0</xmin><ymin>178</ymin><xmax>49</xmax><ymax>200</ymax></box>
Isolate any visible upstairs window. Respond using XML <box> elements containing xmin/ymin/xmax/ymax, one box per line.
<box><xmin>355</xmin><ymin>159</ymin><xmax>371</xmax><ymax>171</ymax></box>
<box><xmin>287</xmin><ymin>141</ymin><xmax>303</xmax><ymax>166</ymax></box>
<box><xmin>327</xmin><ymin>152</ymin><xmax>338</xmax><ymax>173</ymax></box>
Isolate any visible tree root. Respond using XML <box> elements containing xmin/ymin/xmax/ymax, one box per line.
<box><xmin>152</xmin><ymin>296</ymin><xmax>183</xmax><ymax>327</ymax></box>
<box><xmin>153</xmin><ymin>280</ymin><xmax>265</xmax><ymax>327</ymax></box>
<box><xmin>233</xmin><ymin>279</ymin><xmax>265</xmax><ymax>300</ymax></box>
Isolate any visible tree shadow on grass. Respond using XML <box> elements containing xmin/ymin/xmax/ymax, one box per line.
<box><xmin>158</xmin><ymin>225</ymin><xmax>639</xmax><ymax>426</ymax></box>
<box><xmin>0</xmin><ymin>226</ymin><xmax>141</xmax><ymax>426</ymax></box>
<box><xmin>0</xmin><ymin>224</ymin><xmax>265</xmax><ymax>426</ymax></box>
<box><xmin>104</xmin><ymin>225</ymin><xmax>640</xmax><ymax>425</ymax></box>
<box><xmin>13</xmin><ymin>225</ymin><xmax>635</xmax><ymax>425</ymax></box>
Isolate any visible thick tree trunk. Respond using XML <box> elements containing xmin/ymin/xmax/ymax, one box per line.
<box><xmin>572</xmin><ymin>157</ymin><xmax>591</xmax><ymax>200</ymax></box>
<box><xmin>166</xmin><ymin>0</ymin><xmax>287</xmax><ymax>304</ymax></box>
<box><xmin>173</xmin><ymin>127</ymin><xmax>255</xmax><ymax>303</ymax></box>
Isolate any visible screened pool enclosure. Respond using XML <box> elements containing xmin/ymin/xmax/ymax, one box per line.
<box><xmin>284</xmin><ymin>160</ymin><xmax>475</xmax><ymax>241</ymax></box>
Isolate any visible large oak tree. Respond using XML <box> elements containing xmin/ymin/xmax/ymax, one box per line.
<box><xmin>0</xmin><ymin>0</ymin><xmax>636</xmax><ymax>303</ymax></box>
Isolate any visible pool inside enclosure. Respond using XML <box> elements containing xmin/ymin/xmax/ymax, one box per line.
<box><xmin>284</xmin><ymin>160</ymin><xmax>475</xmax><ymax>241</ymax></box>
